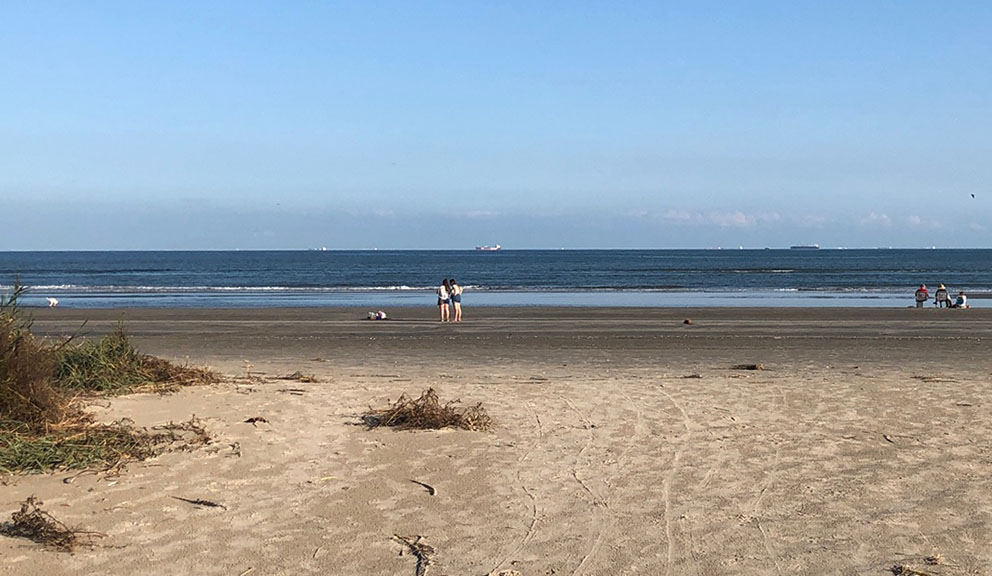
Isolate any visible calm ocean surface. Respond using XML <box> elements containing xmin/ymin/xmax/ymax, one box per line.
<box><xmin>1</xmin><ymin>249</ymin><xmax>990</xmax><ymax>308</ymax></box>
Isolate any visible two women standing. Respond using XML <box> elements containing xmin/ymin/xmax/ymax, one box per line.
<box><xmin>436</xmin><ymin>278</ymin><xmax>463</xmax><ymax>322</ymax></box>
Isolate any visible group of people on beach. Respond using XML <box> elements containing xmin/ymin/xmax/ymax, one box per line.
<box><xmin>915</xmin><ymin>284</ymin><xmax>968</xmax><ymax>308</ymax></box>
<box><xmin>437</xmin><ymin>278</ymin><xmax>463</xmax><ymax>322</ymax></box>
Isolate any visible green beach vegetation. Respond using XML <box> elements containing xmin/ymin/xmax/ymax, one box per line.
<box><xmin>0</xmin><ymin>284</ymin><xmax>215</xmax><ymax>474</ymax></box>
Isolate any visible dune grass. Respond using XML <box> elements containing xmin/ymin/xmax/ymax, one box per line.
<box><xmin>53</xmin><ymin>322</ymin><xmax>217</xmax><ymax>395</ymax></box>
<box><xmin>0</xmin><ymin>284</ymin><xmax>216</xmax><ymax>474</ymax></box>
<box><xmin>0</xmin><ymin>284</ymin><xmax>72</xmax><ymax>433</ymax></box>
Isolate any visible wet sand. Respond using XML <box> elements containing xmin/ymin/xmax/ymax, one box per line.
<box><xmin>3</xmin><ymin>307</ymin><xmax>991</xmax><ymax>575</ymax></box>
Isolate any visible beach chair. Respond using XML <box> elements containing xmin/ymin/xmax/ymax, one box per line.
<box><xmin>935</xmin><ymin>291</ymin><xmax>949</xmax><ymax>308</ymax></box>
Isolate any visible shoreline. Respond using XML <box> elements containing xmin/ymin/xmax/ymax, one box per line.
<box><xmin>17</xmin><ymin>289</ymin><xmax>990</xmax><ymax>309</ymax></box>
<box><xmin>27</xmin><ymin>304</ymin><xmax>992</xmax><ymax>319</ymax></box>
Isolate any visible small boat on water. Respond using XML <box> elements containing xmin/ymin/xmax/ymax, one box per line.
<box><xmin>475</xmin><ymin>244</ymin><xmax>501</xmax><ymax>251</ymax></box>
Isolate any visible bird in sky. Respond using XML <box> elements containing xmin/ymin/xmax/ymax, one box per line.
<box><xmin>971</xmin><ymin>193</ymin><xmax>975</xmax><ymax>198</ymax></box>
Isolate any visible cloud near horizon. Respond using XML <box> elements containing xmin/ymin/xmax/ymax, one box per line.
<box><xmin>859</xmin><ymin>212</ymin><xmax>892</xmax><ymax>227</ymax></box>
<box><xmin>659</xmin><ymin>209</ymin><xmax>782</xmax><ymax>228</ymax></box>
<box><xmin>0</xmin><ymin>200</ymin><xmax>988</xmax><ymax>250</ymax></box>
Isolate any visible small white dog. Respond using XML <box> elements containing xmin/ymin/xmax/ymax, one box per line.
<box><xmin>46</xmin><ymin>297</ymin><xmax>59</xmax><ymax>307</ymax></box>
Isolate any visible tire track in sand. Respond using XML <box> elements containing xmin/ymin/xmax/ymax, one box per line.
<box><xmin>570</xmin><ymin>385</ymin><xmax>646</xmax><ymax>576</ymax></box>
<box><xmin>658</xmin><ymin>386</ymin><xmax>693</xmax><ymax>576</ymax></box>
<box><xmin>562</xmin><ymin>391</ymin><xmax>608</xmax><ymax>576</ymax></box>
<box><xmin>489</xmin><ymin>402</ymin><xmax>544</xmax><ymax>574</ymax></box>
<box><xmin>743</xmin><ymin>382</ymin><xmax>786</xmax><ymax>576</ymax></box>
<box><xmin>561</xmin><ymin>395</ymin><xmax>605</xmax><ymax>506</ymax></box>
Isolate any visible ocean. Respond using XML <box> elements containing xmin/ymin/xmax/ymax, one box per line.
<box><xmin>1</xmin><ymin>249</ymin><xmax>989</xmax><ymax>308</ymax></box>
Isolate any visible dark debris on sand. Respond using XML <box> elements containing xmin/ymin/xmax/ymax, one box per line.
<box><xmin>0</xmin><ymin>496</ymin><xmax>102</xmax><ymax>552</ymax></box>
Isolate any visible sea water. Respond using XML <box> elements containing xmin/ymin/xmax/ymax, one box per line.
<box><xmin>1</xmin><ymin>249</ymin><xmax>989</xmax><ymax>308</ymax></box>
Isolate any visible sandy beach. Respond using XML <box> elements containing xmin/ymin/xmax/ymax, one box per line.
<box><xmin>3</xmin><ymin>307</ymin><xmax>991</xmax><ymax>575</ymax></box>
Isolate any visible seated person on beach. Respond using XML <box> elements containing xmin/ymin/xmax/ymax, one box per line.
<box><xmin>914</xmin><ymin>285</ymin><xmax>929</xmax><ymax>308</ymax></box>
<box><xmin>949</xmin><ymin>292</ymin><xmax>968</xmax><ymax>309</ymax></box>
<box><xmin>934</xmin><ymin>285</ymin><xmax>949</xmax><ymax>308</ymax></box>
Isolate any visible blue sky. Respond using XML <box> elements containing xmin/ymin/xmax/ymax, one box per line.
<box><xmin>1</xmin><ymin>1</ymin><xmax>990</xmax><ymax>249</ymax></box>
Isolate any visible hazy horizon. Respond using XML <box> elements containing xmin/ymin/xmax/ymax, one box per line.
<box><xmin>4</xmin><ymin>246</ymin><xmax>991</xmax><ymax>252</ymax></box>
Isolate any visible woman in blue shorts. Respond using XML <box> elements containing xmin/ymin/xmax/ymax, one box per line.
<box><xmin>449</xmin><ymin>278</ymin><xmax>463</xmax><ymax>322</ymax></box>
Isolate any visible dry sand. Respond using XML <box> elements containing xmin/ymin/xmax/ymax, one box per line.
<box><xmin>3</xmin><ymin>307</ymin><xmax>992</xmax><ymax>575</ymax></box>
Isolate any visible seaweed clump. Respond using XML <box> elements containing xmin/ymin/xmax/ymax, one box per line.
<box><xmin>0</xmin><ymin>417</ymin><xmax>211</xmax><ymax>475</ymax></box>
<box><xmin>363</xmin><ymin>388</ymin><xmax>493</xmax><ymax>431</ymax></box>
<box><xmin>0</xmin><ymin>496</ymin><xmax>101</xmax><ymax>551</ymax></box>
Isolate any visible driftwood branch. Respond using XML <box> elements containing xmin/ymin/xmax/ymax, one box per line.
<box><xmin>394</xmin><ymin>534</ymin><xmax>435</xmax><ymax>576</ymax></box>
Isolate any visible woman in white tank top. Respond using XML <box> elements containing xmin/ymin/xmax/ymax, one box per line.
<box><xmin>437</xmin><ymin>279</ymin><xmax>451</xmax><ymax>321</ymax></box>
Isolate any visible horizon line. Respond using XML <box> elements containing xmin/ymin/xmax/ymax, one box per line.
<box><xmin>2</xmin><ymin>246</ymin><xmax>991</xmax><ymax>253</ymax></box>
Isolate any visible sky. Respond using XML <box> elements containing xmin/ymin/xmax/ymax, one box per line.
<box><xmin>1</xmin><ymin>1</ymin><xmax>991</xmax><ymax>249</ymax></box>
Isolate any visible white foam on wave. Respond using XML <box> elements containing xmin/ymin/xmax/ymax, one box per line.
<box><xmin>25</xmin><ymin>285</ymin><xmax>440</xmax><ymax>293</ymax></box>
<box><xmin>5</xmin><ymin>284</ymin><xmax>80</xmax><ymax>290</ymax></box>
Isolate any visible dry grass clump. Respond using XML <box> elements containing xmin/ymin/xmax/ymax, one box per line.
<box><xmin>54</xmin><ymin>323</ymin><xmax>218</xmax><ymax>395</ymax></box>
<box><xmin>363</xmin><ymin>388</ymin><xmax>493</xmax><ymax>431</ymax></box>
<box><xmin>139</xmin><ymin>355</ymin><xmax>219</xmax><ymax>389</ymax></box>
<box><xmin>148</xmin><ymin>417</ymin><xmax>212</xmax><ymax>452</ymax></box>
<box><xmin>0</xmin><ymin>496</ymin><xmax>101</xmax><ymax>551</ymax></box>
<box><xmin>0</xmin><ymin>285</ymin><xmax>74</xmax><ymax>433</ymax></box>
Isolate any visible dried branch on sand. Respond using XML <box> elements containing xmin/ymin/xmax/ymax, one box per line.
<box><xmin>890</xmin><ymin>565</ymin><xmax>935</xmax><ymax>576</ymax></box>
<box><xmin>394</xmin><ymin>534</ymin><xmax>435</xmax><ymax>576</ymax></box>
<box><xmin>171</xmin><ymin>496</ymin><xmax>227</xmax><ymax>510</ymax></box>
<box><xmin>0</xmin><ymin>496</ymin><xmax>103</xmax><ymax>551</ymax></box>
<box><xmin>731</xmin><ymin>363</ymin><xmax>764</xmax><ymax>370</ymax></box>
<box><xmin>410</xmin><ymin>479</ymin><xmax>437</xmax><ymax>496</ymax></box>
<box><xmin>363</xmin><ymin>388</ymin><xmax>492</xmax><ymax>431</ymax></box>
